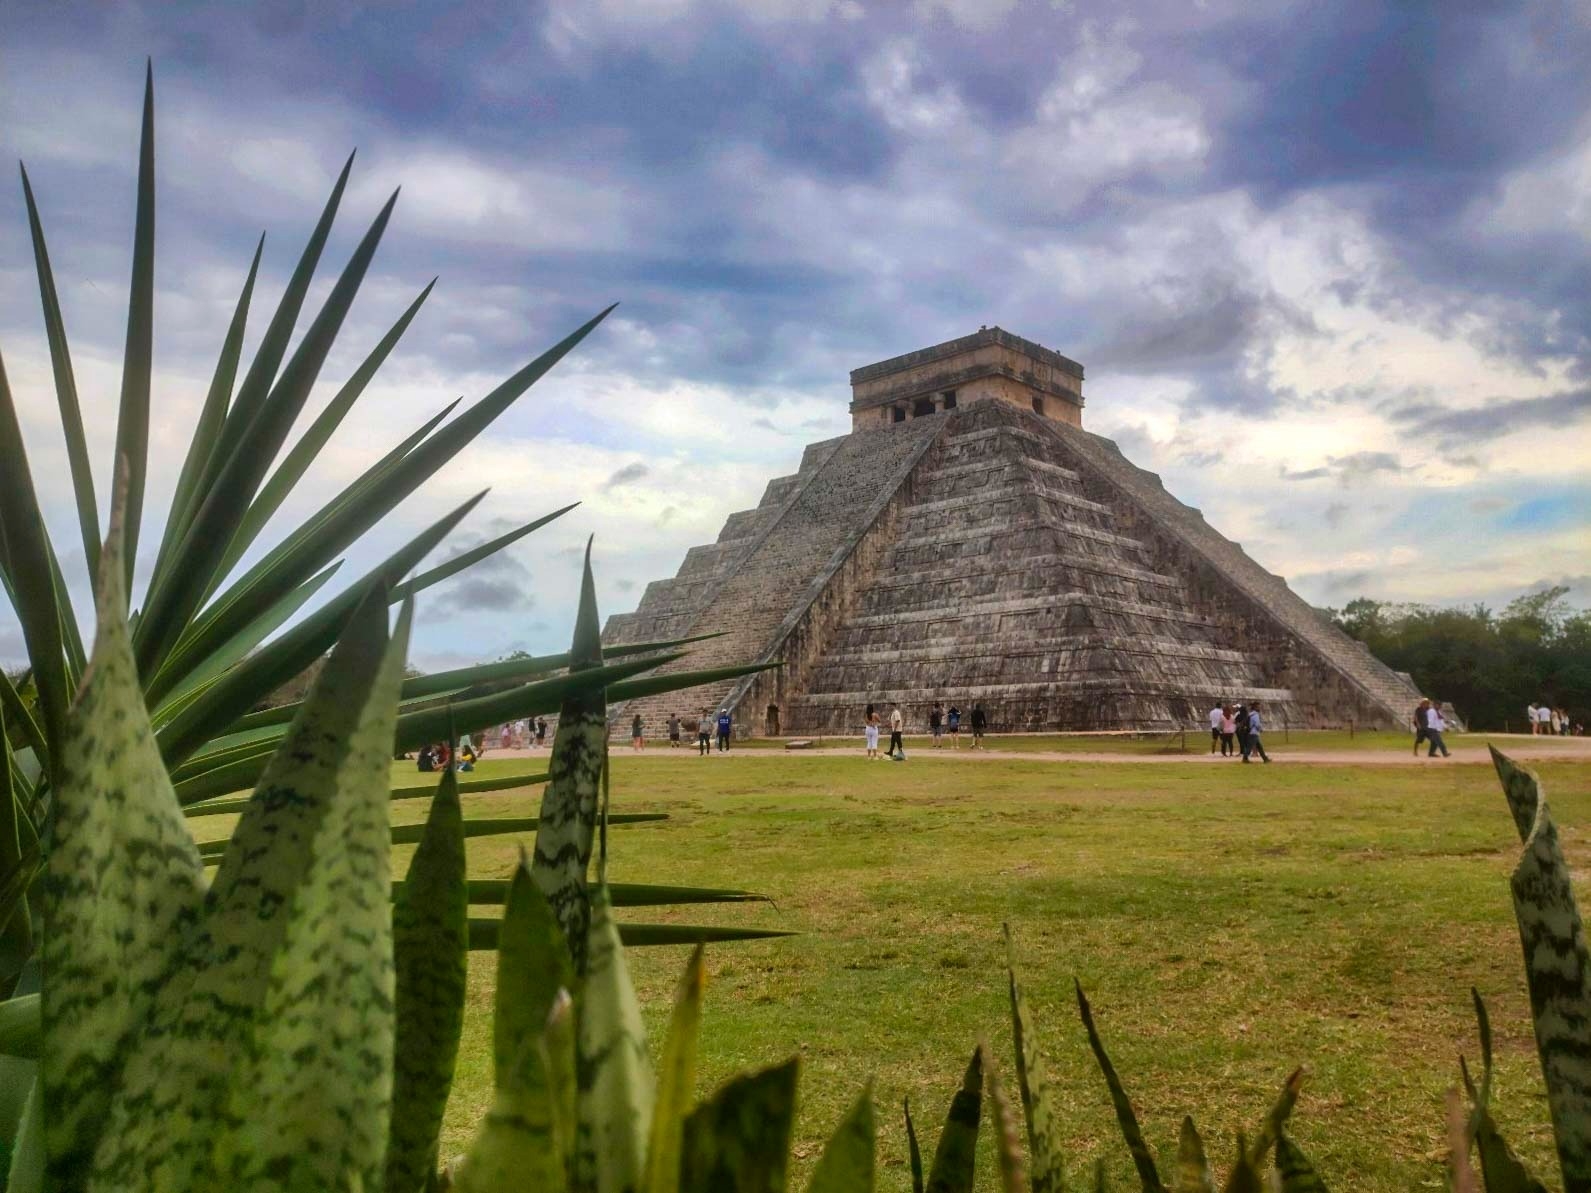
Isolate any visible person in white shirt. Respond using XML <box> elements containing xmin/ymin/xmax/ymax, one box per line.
<box><xmin>1425</xmin><ymin>704</ymin><xmax>1451</xmax><ymax>758</ymax></box>
<box><xmin>889</xmin><ymin>706</ymin><xmax>905</xmax><ymax>757</ymax></box>
<box><xmin>1538</xmin><ymin>704</ymin><xmax>1554</xmax><ymax>734</ymax></box>
<box><xmin>1527</xmin><ymin>702</ymin><xmax>1540</xmax><ymax>734</ymax></box>
<box><xmin>1208</xmin><ymin>704</ymin><xmax>1224</xmax><ymax>754</ymax></box>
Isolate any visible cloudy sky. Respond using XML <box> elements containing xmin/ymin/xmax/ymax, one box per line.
<box><xmin>2</xmin><ymin>0</ymin><xmax>1588</xmax><ymax>671</ymax></box>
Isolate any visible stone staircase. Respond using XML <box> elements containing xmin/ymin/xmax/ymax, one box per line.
<box><xmin>605</xmin><ymin>416</ymin><xmax>945</xmax><ymax>735</ymax></box>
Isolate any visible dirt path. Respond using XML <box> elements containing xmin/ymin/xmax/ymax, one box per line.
<box><xmin>481</xmin><ymin>736</ymin><xmax>1591</xmax><ymax>767</ymax></box>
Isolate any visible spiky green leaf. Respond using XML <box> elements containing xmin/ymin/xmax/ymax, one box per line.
<box><xmin>1219</xmin><ymin>1137</ymin><xmax>1262</xmax><ymax>1193</ymax></box>
<box><xmin>679</xmin><ymin>1058</ymin><xmax>799</xmax><ymax>1193</ymax></box>
<box><xmin>924</xmin><ymin>1048</ymin><xmax>982</xmax><ymax>1193</ymax></box>
<box><xmin>1247</xmin><ymin>1068</ymin><xmax>1303</xmax><ymax>1166</ymax></box>
<box><xmin>1076</xmin><ymin>983</ymin><xmax>1163</xmax><ymax>1193</ymax></box>
<box><xmin>644</xmin><ymin>943</ymin><xmax>707</xmax><ymax>1193</ymax></box>
<box><xmin>984</xmin><ymin>1050</ymin><xmax>1025</xmax><ymax>1193</ymax></box>
<box><xmin>1490</xmin><ymin>745</ymin><xmax>1541</xmax><ymax>844</ymax></box>
<box><xmin>114</xmin><ymin>63</ymin><xmax>156</xmax><ymax>596</ymax></box>
<box><xmin>1272</xmin><ymin>1132</ymin><xmax>1327</xmax><ymax>1192</ymax></box>
<box><xmin>1174</xmin><ymin>1118</ymin><xmax>1215</xmax><ymax>1193</ymax></box>
<box><xmin>387</xmin><ymin>764</ymin><xmax>469</xmax><ymax>1193</ymax></box>
<box><xmin>1463</xmin><ymin>991</ymin><xmax>1549</xmax><ymax>1193</ymax></box>
<box><xmin>904</xmin><ymin>1099</ymin><xmax>924</xmax><ymax>1193</ymax></box>
<box><xmin>807</xmin><ymin>1088</ymin><xmax>875</xmax><ymax>1193</ymax></box>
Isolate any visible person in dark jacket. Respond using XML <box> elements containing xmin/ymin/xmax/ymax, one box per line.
<box><xmin>716</xmin><ymin>708</ymin><xmax>732</xmax><ymax>752</ymax></box>
<box><xmin>970</xmin><ymin>703</ymin><xmax>987</xmax><ymax>748</ymax></box>
<box><xmin>1412</xmin><ymin>699</ymin><xmax>1431</xmax><ymax>756</ymax></box>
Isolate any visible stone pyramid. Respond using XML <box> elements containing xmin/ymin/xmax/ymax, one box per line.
<box><xmin>603</xmin><ymin>328</ymin><xmax>1422</xmax><ymax>736</ymax></box>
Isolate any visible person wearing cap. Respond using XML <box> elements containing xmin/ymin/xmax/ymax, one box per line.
<box><xmin>716</xmin><ymin>707</ymin><xmax>732</xmax><ymax>752</ymax></box>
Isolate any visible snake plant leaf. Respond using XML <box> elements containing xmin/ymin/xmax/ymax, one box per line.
<box><xmin>0</xmin><ymin>669</ymin><xmax>45</xmax><ymax>769</ymax></box>
<box><xmin>387</xmin><ymin>764</ymin><xmax>469</xmax><ymax>1193</ymax></box>
<box><xmin>925</xmin><ymin>1047</ymin><xmax>982</xmax><ymax>1193</ymax></box>
<box><xmin>806</xmin><ymin>1088</ymin><xmax>875</xmax><ymax>1193</ymax></box>
<box><xmin>93</xmin><ymin>587</ymin><xmax>408</xmax><ymax>1190</ymax></box>
<box><xmin>392</xmin><ymin>503</ymin><xmax>577</xmax><ymax>605</ymax></box>
<box><xmin>220</xmin><ymin>277</ymin><xmax>438</xmax><ymax>586</ymax></box>
<box><xmin>1174</xmin><ymin>1117</ymin><xmax>1215</xmax><ymax>1193</ymax></box>
<box><xmin>37</xmin><ymin>494</ymin><xmax>207</xmax><ymax>1190</ymax></box>
<box><xmin>984</xmin><ymin>1049</ymin><xmax>1026</xmax><ymax>1193</ymax></box>
<box><xmin>1448</xmin><ymin>1089</ymin><xmax>1480</xmax><ymax>1193</ymax></box>
<box><xmin>1075</xmin><ymin>982</ymin><xmax>1163</xmax><ymax>1193</ymax></box>
<box><xmin>679</xmin><ymin>1057</ymin><xmax>800</xmax><ymax>1193</ymax></box>
<box><xmin>19</xmin><ymin>164</ymin><xmax>99</xmax><ymax>583</ymax></box>
<box><xmin>1093</xmin><ymin>1160</ymin><xmax>1108</xmax><ymax>1193</ymax></box>
<box><xmin>458</xmin><ymin>881</ymin><xmax>762</xmax><ymax>909</ymax></box>
<box><xmin>1218</xmin><ymin>1137</ymin><xmax>1262</xmax><ymax>1193</ymax></box>
<box><xmin>155</xmin><ymin>394</ymin><xmax>462</xmax><ymax>704</ymax></box>
<box><xmin>1490</xmin><ymin>746</ymin><xmax>1541</xmax><ymax>844</ymax></box>
<box><xmin>643</xmin><ymin>943</ymin><xmax>707</xmax><ymax>1193</ymax></box>
<box><xmin>575</xmin><ymin>877</ymin><xmax>655</xmax><ymax>1193</ymax></box>
<box><xmin>1247</xmin><ymin>1068</ymin><xmax>1303</xmax><ymax>1166</ymax></box>
<box><xmin>1499</xmin><ymin>759</ymin><xmax>1591</xmax><ymax>1188</ymax></box>
<box><xmin>136</xmin><ymin>186</ymin><xmax>401</xmax><ymax>679</ymax></box>
<box><xmin>1272</xmin><ymin>1132</ymin><xmax>1327</xmax><ymax>1192</ymax></box>
<box><xmin>156</xmin><ymin>488</ymin><xmax>485</xmax><ymax>768</ymax></box>
<box><xmin>114</xmin><ymin>62</ymin><xmax>155</xmax><ymax>596</ymax></box>
<box><xmin>1005</xmin><ymin>925</ymin><xmax>1067</xmax><ymax>1193</ymax></box>
<box><xmin>0</xmin><ymin>710</ymin><xmax>38</xmax><ymax>988</ymax></box>
<box><xmin>6</xmin><ymin>1076</ymin><xmax>42</xmax><ymax>1193</ymax></box>
<box><xmin>1463</xmin><ymin>991</ymin><xmax>1549</xmax><ymax>1193</ymax></box>
<box><xmin>534</xmin><ymin>541</ymin><xmax>608</xmax><ymax>974</ymax></box>
<box><xmin>448</xmin><ymin>864</ymin><xmax>574</xmax><ymax>1190</ymax></box>
<box><xmin>904</xmin><ymin>1098</ymin><xmax>925</xmax><ymax>1193</ymax></box>
<box><xmin>153</xmin><ymin>233</ymin><xmax>265</xmax><ymax>586</ymax></box>
<box><xmin>0</xmin><ymin>350</ymin><xmax>70</xmax><ymax>772</ymax></box>
<box><xmin>0</xmin><ymin>992</ymin><xmax>40</xmax><ymax>1058</ymax></box>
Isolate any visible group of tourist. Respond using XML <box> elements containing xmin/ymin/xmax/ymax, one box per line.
<box><xmin>863</xmin><ymin>701</ymin><xmax>988</xmax><ymax>759</ymax></box>
<box><xmin>1206</xmin><ymin>702</ymin><xmax>1272</xmax><ymax>763</ymax></box>
<box><xmin>636</xmin><ymin>711</ymin><xmax>734</xmax><ymax>754</ymax></box>
<box><xmin>1410</xmin><ymin>699</ymin><xmax>1451</xmax><ymax>758</ymax></box>
<box><xmin>1526</xmin><ymin>702</ymin><xmax>1579</xmax><ymax>736</ymax></box>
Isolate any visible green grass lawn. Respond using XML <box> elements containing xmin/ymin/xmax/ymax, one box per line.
<box><xmin>387</xmin><ymin>750</ymin><xmax>1585</xmax><ymax>1189</ymax></box>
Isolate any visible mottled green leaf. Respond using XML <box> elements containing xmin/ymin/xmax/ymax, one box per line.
<box><xmin>680</xmin><ymin>1058</ymin><xmax>799</xmax><ymax>1193</ymax></box>
<box><xmin>1499</xmin><ymin>757</ymin><xmax>1591</xmax><ymax>1188</ymax></box>
<box><xmin>1005</xmin><ymin>925</ymin><xmax>1066</xmax><ymax>1193</ymax></box>
<box><xmin>1218</xmin><ymin>1137</ymin><xmax>1262</xmax><ymax>1193</ymax></box>
<box><xmin>534</xmin><ymin>542</ymin><xmax>608</xmax><ymax>975</ymax></box>
<box><xmin>807</xmin><ymin>1088</ymin><xmax>874</xmax><ymax>1193</ymax></box>
<box><xmin>450</xmin><ymin>864</ymin><xmax>575</xmax><ymax>1192</ymax></box>
<box><xmin>6</xmin><ymin>1074</ymin><xmax>42</xmax><ymax>1193</ymax></box>
<box><xmin>458</xmin><ymin>880</ymin><xmax>759</xmax><ymax>909</ymax></box>
<box><xmin>37</xmin><ymin>497</ymin><xmax>206</xmax><ymax>1189</ymax></box>
<box><xmin>1448</xmin><ymin>1088</ymin><xmax>1480</xmax><ymax>1193</ymax></box>
<box><xmin>926</xmin><ymin>1047</ymin><xmax>982</xmax><ymax>1193</ymax></box>
<box><xmin>1076</xmin><ymin>982</ymin><xmax>1163</xmax><ymax>1192</ymax></box>
<box><xmin>0</xmin><ymin>993</ymin><xmax>40</xmax><ymax>1059</ymax></box>
<box><xmin>1174</xmin><ymin>1117</ymin><xmax>1215</xmax><ymax>1193</ymax></box>
<box><xmin>576</xmin><ymin>878</ymin><xmax>655</xmax><ymax>1193</ymax></box>
<box><xmin>91</xmin><ymin>588</ymin><xmax>408</xmax><ymax>1190</ymax></box>
<box><xmin>466</xmin><ymin>920</ymin><xmax>793</xmax><ymax>951</ymax></box>
<box><xmin>644</xmin><ymin>944</ymin><xmax>706</xmax><ymax>1193</ymax></box>
<box><xmin>904</xmin><ymin>1098</ymin><xmax>924</xmax><ymax>1193</ymax></box>
<box><xmin>1463</xmin><ymin>990</ymin><xmax>1549</xmax><ymax>1193</ymax></box>
<box><xmin>1490</xmin><ymin>745</ymin><xmax>1540</xmax><ymax>844</ymax></box>
<box><xmin>984</xmin><ymin>1050</ymin><xmax>1025</xmax><ymax>1193</ymax></box>
<box><xmin>1272</xmin><ymin>1131</ymin><xmax>1327</xmax><ymax>1192</ymax></box>
<box><xmin>1247</xmin><ymin>1068</ymin><xmax>1303</xmax><ymax>1166</ymax></box>
<box><xmin>387</xmin><ymin>765</ymin><xmax>469</xmax><ymax>1193</ymax></box>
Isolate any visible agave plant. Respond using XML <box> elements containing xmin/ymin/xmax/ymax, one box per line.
<box><xmin>0</xmin><ymin>66</ymin><xmax>778</xmax><ymax>1004</ymax></box>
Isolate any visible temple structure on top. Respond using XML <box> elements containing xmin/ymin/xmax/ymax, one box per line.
<box><xmin>602</xmin><ymin>328</ymin><xmax>1422</xmax><ymax>736</ymax></box>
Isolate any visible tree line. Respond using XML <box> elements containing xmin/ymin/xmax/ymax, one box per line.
<box><xmin>1327</xmin><ymin>586</ymin><xmax>1590</xmax><ymax>732</ymax></box>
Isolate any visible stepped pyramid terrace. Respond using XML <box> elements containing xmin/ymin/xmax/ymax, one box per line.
<box><xmin>602</xmin><ymin>328</ymin><xmax>1424</xmax><ymax>736</ymax></box>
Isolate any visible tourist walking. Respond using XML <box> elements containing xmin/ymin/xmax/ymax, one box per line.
<box><xmin>865</xmin><ymin>703</ymin><xmax>880</xmax><ymax>759</ymax></box>
<box><xmin>1243</xmin><ymin>701</ymin><xmax>1271</xmax><ymax>763</ymax></box>
<box><xmin>889</xmin><ymin>705</ymin><xmax>904</xmax><ymax>758</ymax></box>
<box><xmin>1209</xmin><ymin>702</ymin><xmax>1224</xmax><ymax>753</ymax></box>
<box><xmin>697</xmin><ymin>712</ymin><xmax>712</xmax><ymax>756</ymax></box>
<box><xmin>631</xmin><ymin>713</ymin><xmax>644</xmax><ymax>751</ymax></box>
<box><xmin>1234</xmin><ymin>702</ymin><xmax>1250</xmax><ymax>758</ymax></box>
<box><xmin>716</xmin><ymin>708</ymin><xmax>732</xmax><ymax>752</ymax></box>
<box><xmin>535</xmin><ymin>717</ymin><xmax>547</xmax><ymax>749</ymax></box>
<box><xmin>930</xmin><ymin>701</ymin><xmax>944</xmax><ymax>747</ymax></box>
<box><xmin>668</xmin><ymin>712</ymin><xmax>681</xmax><ymax>748</ymax></box>
<box><xmin>970</xmin><ymin>702</ymin><xmax>986</xmax><ymax>748</ymax></box>
<box><xmin>1412</xmin><ymin>698</ymin><xmax>1431</xmax><ymax>755</ymax></box>
<box><xmin>1426</xmin><ymin>703</ymin><xmax>1451</xmax><ymax>757</ymax></box>
<box><xmin>1538</xmin><ymin>703</ymin><xmax>1553</xmax><ymax>735</ymax></box>
<box><xmin>1550</xmin><ymin>706</ymin><xmax>1562</xmax><ymax>736</ymax></box>
<box><xmin>1527</xmin><ymin>702</ymin><xmax>1540</xmax><ymax>734</ymax></box>
<box><xmin>1220</xmin><ymin>705</ymin><xmax>1236</xmax><ymax>756</ymax></box>
<box><xmin>947</xmin><ymin>704</ymin><xmax>961</xmax><ymax>748</ymax></box>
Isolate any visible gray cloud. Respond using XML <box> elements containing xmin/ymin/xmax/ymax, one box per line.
<box><xmin>1323</xmin><ymin>501</ymin><xmax>1350</xmax><ymax>529</ymax></box>
<box><xmin>1281</xmin><ymin>452</ymin><xmax>1405</xmax><ymax>487</ymax></box>
<box><xmin>1389</xmin><ymin>388</ymin><xmax>1591</xmax><ymax>446</ymax></box>
<box><xmin>602</xmin><ymin>462</ymin><xmax>650</xmax><ymax>490</ymax></box>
